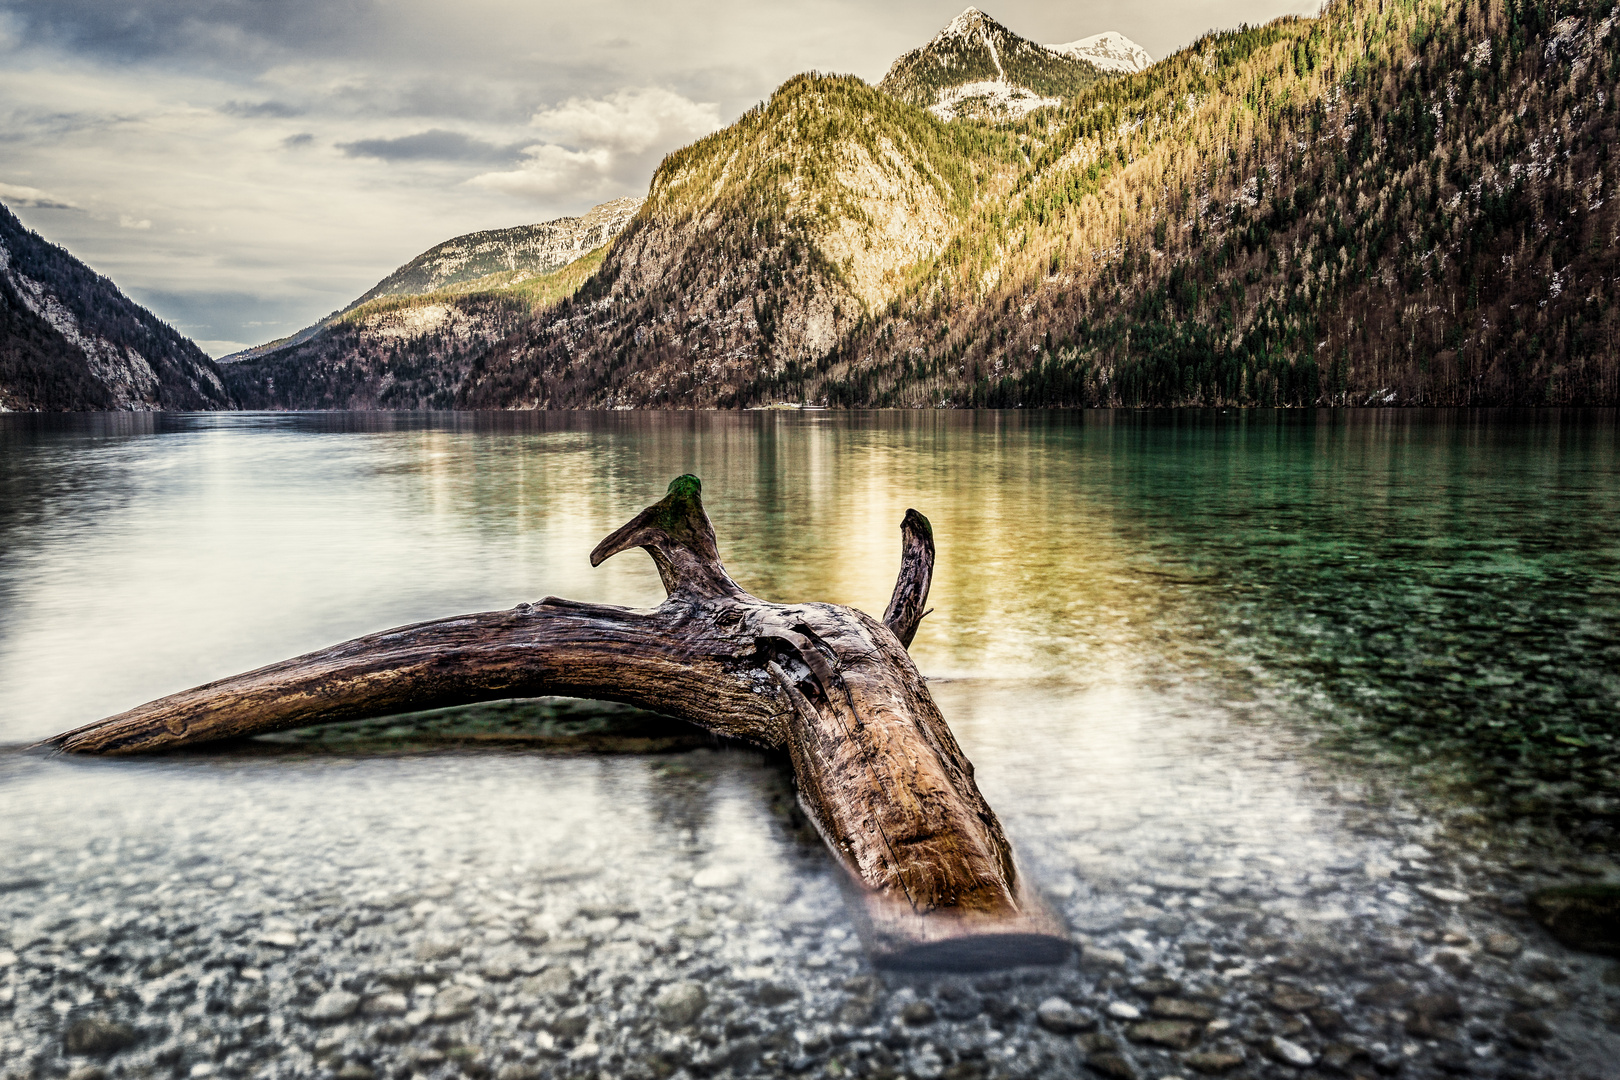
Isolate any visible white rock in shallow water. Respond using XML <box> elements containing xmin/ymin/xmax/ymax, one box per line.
<box><xmin>361</xmin><ymin>992</ymin><xmax>408</xmax><ymax>1016</ymax></box>
<box><xmin>1036</xmin><ymin>997</ymin><xmax>1094</xmax><ymax>1033</ymax></box>
<box><xmin>306</xmin><ymin>990</ymin><xmax>361</xmax><ymax>1021</ymax></box>
<box><xmin>1106</xmin><ymin>1001</ymin><xmax>1141</xmax><ymax>1020</ymax></box>
<box><xmin>431</xmin><ymin>985</ymin><xmax>480</xmax><ymax>1021</ymax></box>
<box><xmin>653</xmin><ymin>981</ymin><xmax>707</xmax><ymax>1027</ymax></box>
<box><xmin>209</xmin><ymin>875</ymin><xmax>236</xmax><ymax>890</ymax></box>
<box><xmin>1269</xmin><ymin>1035</ymin><xmax>1315</xmax><ymax>1066</ymax></box>
<box><xmin>257</xmin><ymin>930</ymin><xmax>298</xmax><ymax>948</ymax></box>
<box><xmin>1417</xmin><ymin>884</ymin><xmax>1471</xmax><ymax>904</ymax></box>
<box><xmin>691</xmin><ymin>866</ymin><xmax>740</xmax><ymax>889</ymax></box>
<box><xmin>0</xmin><ymin>950</ymin><xmax>16</xmax><ymax>968</ymax></box>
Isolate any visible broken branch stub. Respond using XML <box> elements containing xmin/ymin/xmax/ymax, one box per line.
<box><xmin>47</xmin><ymin>476</ymin><xmax>1068</xmax><ymax>969</ymax></box>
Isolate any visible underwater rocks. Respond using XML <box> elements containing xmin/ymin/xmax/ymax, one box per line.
<box><xmin>1527</xmin><ymin>884</ymin><xmax>1620</xmax><ymax>955</ymax></box>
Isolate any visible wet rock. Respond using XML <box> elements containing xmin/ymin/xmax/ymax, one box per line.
<box><xmin>1078</xmin><ymin>1033</ymin><xmax>1117</xmax><ymax>1054</ymax></box>
<box><xmin>1503</xmin><ymin>1011</ymin><xmax>1552</xmax><ymax>1046</ymax></box>
<box><xmin>1355</xmin><ymin>980</ymin><xmax>1412</xmax><ymax>1006</ymax></box>
<box><xmin>1416</xmin><ymin>884</ymin><xmax>1470</xmax><ymax>904</ymax></box>
<box><xmin>1036</xmin><ymin>997</ymin><xmax>1095</xmax><ymax>1034</ymax></box>
<box><xmin>63</xmin><ymin>1017</ymin><xmax>139</xmax><ymax>1056</ymax></box>
<box><xmin>1411</xmin><ymin>992</ymin><xmax>1462</xmax><ymax>1020</ymax></box>
<box><xmin>307</xmin><ymin>989</ymin><xmax>361</xmax><ymax>1022</ymax></box>
<box><xmin>1267</xmin><ymin>1035</ymin><xmax>1314</xmax><ymax>1067</ymax></box>
<box><xmin>1527</xmin><ymin>884</ymin><xmax>1620</xmax><ymax>954</ymax></box>
<box><xmin>653</xmin><ymin>981</ymin><xmax>706</xmax><ymax>1027</ymax></box>
<box><xmin>1152</xmin><ymin>997</ymin><xmax>1215</xmax><ymax>1022</ymax></box>
<box><xmin>1132</xmin><ymin>977</ymin><xmax>1180</xmax><ymax>997</ymax></box>
<box><xmin>1106</xmin><ymin>1001</ymin><xmax>1142</xmax><ymax>1020</ymax></box>
<box><xmin>901</xmin><ymin>1001</ymin><xmax>937</xmax><ymax>1025</ymax></box>
<box><xmin>362</xmin><ymin>992</ymin><xmax>408</xmax><ymax>1016</ymax></box>
<box><xmin>1083</xmin><ymin>1052</ymin><xmax>1137</xmax><ymax>1079</ymax></box>
<box><xmin>1519</xmin><ymin>954</ymin><xmax>1568</xmax><ymax>982</ymax></box>
<box><xmin>1432</xmin><ymin>950</ymin><xmax>1474</xmax><ymax>978</ymax></box>
<box><xmin>1126</xmin><ymin>1019</ymin><xmax>1201</xmax><ymax>1050</ymax></box>
<box><xmin>335</xmin><ymin>1064</ymin><xmax>374</xmax><ymax>1080</ymax></box>
<box><xmin>753</xmin><ymin>982</ymin><xmax>798</xmax><ymax>1007</ymax></box>
<box><xmin>66</xmin><ymin>1067</ymin><xmax>109</xmax><ymax>1080</ymax></box>
<box><xmin>550</xmin><ymin>1012</ymin><xmax>590</xmax><ymax>1040</ymax></box>
<box><xmin>1181</xmin><ymin>943</ymin><xmax>1212</xmax><ymax>969</ymax></box>
<box><xmin>1320</xmin><ymin>1042</ymin><xmax>1371</xmax><ymax>1071</ymax></box>
<box><xmin>520</xmin><ymin>967</ymin><xmax>575</xmax><ymax>999</ymax></box>
<box><xmin>1306</xmin><ymin>1007</ymin><xmax>1344</xmax><ymax>1034</ymax></box>
<box><xmin>414</xmin><ymin>939</ymin><xmax>463</xmax><ymax>962</ymax></box>
<box><xmin>1181</xmin><ymin>1049</ymin><xmax>1245</xmax><ymax>1074</ymax></box>
<box><xmin>431</xmin><ymin>985</ymin><xmax>480</xmax><ymax>1021</ymax></box>
<box><xmin>1081</xmin><ymin>944</ymin><xmax>1128</xmax><ymax>971</ymax></box>
<box><xmin>1483</xmin><ymin>931</ymin><xmax>1523</xmax><ymax>957</ymax></box>
<box><xmin>1269</xmin><ymin>987</ymin><xmax>1321</xmax><ymax>1012</ymax></box>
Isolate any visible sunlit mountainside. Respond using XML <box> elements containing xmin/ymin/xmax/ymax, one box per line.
<box><xmin>463</xmin><ymin>0</ymin><xmax>1620</xmax><ymax>409</ymax></box>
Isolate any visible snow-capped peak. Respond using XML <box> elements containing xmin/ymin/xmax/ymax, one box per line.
<box><xmin>937</xmin><ymin>7</ymin><xmax>998</xmax><ymax>43</ymax></box>
<box><xmin>1045</xmin><ymin>31</ymin><xmax>1154</xmax><ymax>74</ymax></box>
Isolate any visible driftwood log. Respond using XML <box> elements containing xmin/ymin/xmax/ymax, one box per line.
<box><xmin>47</xmin><ymin>476</ymin><xmax>1068</xmax><ymax>969</ymax></box>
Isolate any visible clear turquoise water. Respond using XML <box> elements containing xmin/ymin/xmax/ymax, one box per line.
<box><xmin>2</xmin><ymin>409</ymin><xmax>1619</xmax><ymax>1079</ymax></box>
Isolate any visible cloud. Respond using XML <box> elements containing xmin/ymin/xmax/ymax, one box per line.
<box><xmin>0</xmin><ymin>181</ymin><xmax>78</xmax><ymax>209</ymax></box>
<box><xmin>282</xmin><ymin>132</ymin><xmax>314</xmax><ymax>149</ymax></box>
<box><xmin>118</xmin><ymin>215</ymin><xmax>152</xmax><ymax>229</ymax></box>
<box><xmin>338</xmin><ymin>129</ymin><xmax>522</xmax><ymax>165</ymax></box>
<box><xmin>222</xmin><ymin>99</ymin><xmax>303</xmax><ymax>118</ymax></box>
<box><xmin>471</xmin><ymin>88</ymin><xmax>721</xmax><ymax>202</ymax></box>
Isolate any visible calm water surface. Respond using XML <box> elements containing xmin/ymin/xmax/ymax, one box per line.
<box><xmin>1</xmin><ymin>409</ymin><xmax>1617</xmax><ymax>1080</ymax></box>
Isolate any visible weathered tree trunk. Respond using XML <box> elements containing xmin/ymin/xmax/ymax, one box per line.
<box><xmin>47</xmin><ymin>476</ymin><xmax>1067</xmax><ymax>969</ymax></box>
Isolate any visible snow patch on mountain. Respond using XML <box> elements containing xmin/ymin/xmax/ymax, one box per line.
<box><xmin>928</xmin><ymin>81</ymin><xmax>1060</xmax><ymax>122</ymax></box>
<box><xmin>1045</xmin><ymin>31</ymin><xmax>1154</xmax><ymax>74</ymax></box>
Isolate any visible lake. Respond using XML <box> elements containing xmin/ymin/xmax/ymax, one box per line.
<box><xmin>1</xmin><ymin>409</ymin><xmax>1617</xmax><ymax>1080</ymax></box>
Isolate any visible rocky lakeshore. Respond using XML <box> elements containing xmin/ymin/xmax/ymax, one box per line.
<box><xmin>3</xmin><ymin>695</ymin><xmax>1620</xmax><ymax>1080</ymax></box>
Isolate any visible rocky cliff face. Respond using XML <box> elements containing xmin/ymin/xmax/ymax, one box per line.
<box><xmin>0</xmin><ymin>203</ymin><xmax>234</xmax><ymax>412</ymax></box>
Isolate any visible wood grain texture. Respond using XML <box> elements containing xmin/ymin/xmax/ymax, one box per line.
<box><xmin>46</xmin><ymin>475</ymin><xmax>1067</xmax><ymax>969</ymax></box>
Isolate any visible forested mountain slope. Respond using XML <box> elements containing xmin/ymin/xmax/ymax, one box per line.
<box><xmin>0</xmin><ymin>203</ymin><xmax>234</xmax><ymax>412</ymax></box>
<box><xmin>464</xmin><ymin>0</ymin><xmax>1620</xmax><ymax>409</ymax></box>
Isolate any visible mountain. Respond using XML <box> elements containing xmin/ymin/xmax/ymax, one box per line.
<box><xmin>1044</xmin><ymin>32</ymin><xmax>1153</xmax><ymax>74</ymax></box>
<box><xmin>343</xmin><ymin>197</ymin><xmax>642</xmax><ymax>313</ymax></box>
<box><xmin>878</xmin><ymin>7</ymin><xmax>1112</xmax><ymax>120</ymax></box>
<box><xmin>0</xmin><ymin>203</ymin><xmax>234</xmax><ymax>412</ymax></box>
<box><xmin>460</xmin><ymin>0</ymin><xmax>1620</xmax><ymax>409</ymax></box>
<box><xmin>219</xmin><ymin>198</ymin><xmax>640</xmax><ymax>408</ymax></box>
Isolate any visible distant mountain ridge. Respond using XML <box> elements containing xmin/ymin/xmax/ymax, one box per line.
<box><xmin>1045</xmin><ymin>31</ymin><xmax>1154</xmax><ymax>74</ymax></box>
<box><xmin>219</xmin><ymin>198</ymin><xmax>641</xmax><ymax>408</ymax></box>
<box><xmin>346</xmin><ymin>197</ymin><xmax>643</xmax><ymax>310</ymax></box>
<box><xmin>0</xmin><ymin>202</ymin><xmax>234</xmax><ymax>412</ymax></box>
<box><xmin>878</xmin><ymin>7</ymin><xmax>1116</xmax><ymax>120</ymax></box>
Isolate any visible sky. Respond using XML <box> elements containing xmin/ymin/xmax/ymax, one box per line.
<box><xmin>0</xmin><ymin>1</ymin><xmax>1322</xmax><ymax>356</ymax></box>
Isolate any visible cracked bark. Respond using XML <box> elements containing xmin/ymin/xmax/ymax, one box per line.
<box><xmin>46</xmin><ymin>475</ymin><xmax>1067</xmax><ymax>969</ymax></box>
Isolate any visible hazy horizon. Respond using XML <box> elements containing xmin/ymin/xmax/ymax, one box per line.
<box><xmin>0</xmin><ymin>0</ymin><xmax>1321</xmax><ymax>356</ymax></box>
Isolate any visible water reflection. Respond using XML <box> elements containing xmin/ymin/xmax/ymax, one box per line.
<box><xmin>2</xmin><ymin>409</ymin><xmax>1619</xmax><ymax>1079</ymax></box>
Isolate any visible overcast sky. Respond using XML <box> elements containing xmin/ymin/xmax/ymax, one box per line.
<box><xmin>0</xmin><ymin>1</ymin><xmax>1321</xmax><ymax>355</ymax></box>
